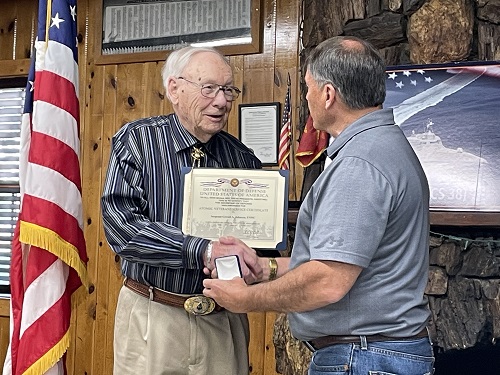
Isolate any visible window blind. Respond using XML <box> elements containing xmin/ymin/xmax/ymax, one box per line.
<box><xmin>0</xmin><ymin>85</ymin><xmax>25</xmax><ymax>291</ymax></box>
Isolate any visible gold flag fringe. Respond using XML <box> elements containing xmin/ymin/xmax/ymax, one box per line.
<box><xmin>19</xmin><ymin>221</ymin><xmax>90</xmax><ymax>289</ymax></box>
<box><xmin>22</xmin><ymin>330</ymin><xmax>70</xmax><ymax>375</ymax></box>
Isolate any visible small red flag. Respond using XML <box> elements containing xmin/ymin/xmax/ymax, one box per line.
<box><xmin>295</xmin><ymin>115</ymin><xmax>329</xmax><ymax>167</ymax></box>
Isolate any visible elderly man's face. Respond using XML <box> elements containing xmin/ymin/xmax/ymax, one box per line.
<box><xmin>173</xmin><ymin>52</ymin><xmax>234</xmax><ymax>143</ymax></box>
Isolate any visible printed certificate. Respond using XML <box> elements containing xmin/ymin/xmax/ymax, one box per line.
<box><xmin>179</xmin><ymin>168</ymin><xmax>289</xmax><ymax>249</ymax></box>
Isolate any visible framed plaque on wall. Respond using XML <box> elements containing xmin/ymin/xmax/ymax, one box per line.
<box><xmin>95</xmin><ymin>0</ymin><xmax>263</xmax><ymax>65</ymax></box>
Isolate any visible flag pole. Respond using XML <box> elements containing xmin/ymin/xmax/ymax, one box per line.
<box><xmin>287</xmin><ymin>72</ymin><xmax>297</xmax><ymax>199</ymax></box>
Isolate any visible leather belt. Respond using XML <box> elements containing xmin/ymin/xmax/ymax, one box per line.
<box><xmin>123</xmin><ymin>278</ymin><xmax>224</xmax><ymax>315</ymax></box>
<box><xmin>305</xmin><ymin>328</ymin><xmax>429</xmax><ymax>352</ymax></box>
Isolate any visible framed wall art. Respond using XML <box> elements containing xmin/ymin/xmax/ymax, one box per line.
<box><xmin>95</xmin><ymin>0</ymin><xmax>263</xmax><ymax>65</ymax></box>
<box><xmin>384</xmin><ymin>61</ymin><xmax>500</xmax><ymax>225</ymax></box>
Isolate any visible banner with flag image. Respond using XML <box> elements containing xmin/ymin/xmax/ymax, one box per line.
<box><xmin>2</xmin><ymin>0</ymin><xmax>89</xmax><ymax>374</ymax></box>
<box><xmin>278</xmin><ymin>74</ymin><xmax>292</xmax><ymax>170</ymax></box>
<box><xmin>384</xmin><ymin>62</ymin><xmax>500</xmax><ymax>211</ymax></box>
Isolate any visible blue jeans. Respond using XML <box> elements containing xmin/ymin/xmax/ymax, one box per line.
<box><xmin>308</xmin><ymin>337</ymin><xmax>434</xmax><ymax>375</ymax></box>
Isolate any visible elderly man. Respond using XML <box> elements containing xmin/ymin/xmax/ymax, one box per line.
<box><xmin>204</xmin><ymin>36</ymin><xmax>434</xmax><ymax>375</ymax></box>
<box><xmin>101</xmin><ymin>46</ymin><xmax>262</xmax><ymax>375</ymax></box>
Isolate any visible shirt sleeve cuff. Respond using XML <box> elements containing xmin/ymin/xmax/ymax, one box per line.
<box><xmin>183</xmin><ymin>235</ymin><xmax>211</xmax><ymax>269</ymax></box>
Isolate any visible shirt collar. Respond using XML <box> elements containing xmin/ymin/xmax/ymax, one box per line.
<box><xmin>167</xmin><ymin>113</ymin><xmax>218</xmax><ymax>159</ymax></box>
<box><xmin>168</xmin><ymin>113</ymin><xmax>202</xmax><ymax>153</ymax></box>
<box><xmin>327</xmin><ymin>108</ymin><xmax>395</xmax><ymax>158</ymax></box>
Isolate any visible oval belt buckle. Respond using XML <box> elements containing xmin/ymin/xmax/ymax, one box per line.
<box><xmin>184</xmin><ymin>295</ymin><xmax>216</xmax><ymax>315</ymax></box>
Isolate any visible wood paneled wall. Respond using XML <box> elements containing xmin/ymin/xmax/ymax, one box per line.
<box><xmin>0</xmin><ymin>0</ymin><xmax>302</xmax><ymax>373</ymax></box>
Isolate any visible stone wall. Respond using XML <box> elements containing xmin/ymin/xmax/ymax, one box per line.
<box><xmin>273</xmin><ymin>230</ymin><xmax>500</xmax><ymax>374</ymax></box>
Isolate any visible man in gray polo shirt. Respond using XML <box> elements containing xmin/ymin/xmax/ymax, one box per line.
<box><xmin>204</xmin><ymin>36</ymin><xmax>434</xmax><ymax>374</ymax></box>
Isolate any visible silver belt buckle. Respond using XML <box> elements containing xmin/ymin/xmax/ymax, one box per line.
<box><xmin>184</xmin><ymin>295</ymin><xmax>216</xmax><ymax>315</ymax></box>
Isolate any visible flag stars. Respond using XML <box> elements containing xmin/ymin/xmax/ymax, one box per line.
<box><xmin>28</xmin><ymin>80</ymin><xmax>34</xmax><ymax>92</ymax></box>
<box><xmin>417</xmin><ymin>70</ymin><xmax>426</xmax><ymax>75</ymax></box>
<box><xmin>425</xmin><ymin>76</ymin><xmax>433</xmax><ymax>83</ymax></box>
<box><xmin>70</xmin><ymin>5</ymin><xmax>77</xmax><ymax>21</ymax></box>
<box><xmin>51</xmin><ymin>12</ymin><xmax>65</xmax><ymax>29</ymax></box>
<box><xmin>388</xmin><ymin>72</ymin><xmax>397</xmax><ymax>80</ymax></box>
<box><xmin>395</xmin><ymin>81</ymin><xmax>404</xmax><ymax>89</ymax></box>
<box><xmin>403</xmin><ymin>71</ymin><xmax>411</xmax><ymax>77</ymax></box>
<box><xmin>410</xmin><ymin>79</ymin><xmax>417</xmax><ymax>86</ymax></box>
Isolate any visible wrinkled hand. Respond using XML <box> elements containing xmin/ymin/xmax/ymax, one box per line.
<box><xmin>204</xmin><ymin>236</ymin><xmax>263</xmax><ymax>284</ymax></box>
<box><xmin>203</xmin><ymin>277</ymin><xmax>251</xmax><ymax>313</ymax></box>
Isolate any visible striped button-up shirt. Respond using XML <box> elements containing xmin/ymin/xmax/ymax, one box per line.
<box><xmin>101</xmin><ymin>114</ymin><xmax>261</xmax><ymax>294</ymax></box>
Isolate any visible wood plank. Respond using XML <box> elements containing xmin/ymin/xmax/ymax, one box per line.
<box><xmin>274</xmin><ymin>0</ymin><xmax>301</xmax><ymax>201</ymax></box>
<box><xmin>0</xmin><ymin>316</ymin><xmax>10</xmax><ymax>367</ymax></box>
<box><xmin>14</xmin><ymin>0</ymin><xmax>36</xmax><ymax>60</ymax></box>
<box><xmin>143</xmin><ymin>61</ymin><xmax>165</xmax><ymax>117</ymax></box>
<box><xmin>264</xmin><ymin>312</ymin><xmax>280</xmax><ymax>375</ymax></box>
<box><xmin>95</xmin><ymin>64</ymin><xmax>120</xmax><ymax>375</ymax></box>
<box><xmin>0</xmin><ymin>59</ymin><xmax>31</xmax><ymax>78</ymax></box>
<box><xmin>0</xmin><ymin>1</ymin><xmax>16</xmax><ymax>60</ymax></box>
<box><xmin>70</xmin><ymin>2</ymin><xmax>102</xmax><ymax>370</ymax></box>
<box><xmin>0</xmin><ymin>298</ymin><xmax>9</xmax><ymax>317</ymax></box>
<box><xmin>248</xmin><ymin>312</ymin><xmax>267</xmax><ymax>374</ymax></box>
<box><xmin>227</xmin><ymin>55</ymin><xmax>244</xmax><ymax>136</ymax></box>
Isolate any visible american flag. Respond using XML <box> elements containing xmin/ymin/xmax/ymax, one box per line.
<box><xmin>3</xmin><ymin>1</ymin><xmax>89</xmax><ymax>374</ymax></box>
<box><xmin>278</xmin><ymin>74</ymin><xmax>292</xmax><ymax>170</ymax></box>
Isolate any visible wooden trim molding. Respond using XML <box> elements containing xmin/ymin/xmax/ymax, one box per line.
<box><xmin>287</xmin><ymin>206</ymin><xmax>500</xmax><ymax>227</ymax></box>
<box><xmin>0</xmin><ymin>59</ymin><xmax>31</xmax><ymax>78</ymax></box>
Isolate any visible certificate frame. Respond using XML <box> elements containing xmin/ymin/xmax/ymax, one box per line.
<box><xmin>95</xmin><ymin>0</ymin><xmax>263</xmax><ymax>65</ymax></box>
<box><xmin>178</xmin><ymin>168</ymin><xmax>289</xmax><ymax>250</ymax></box>
<box><xmin>238</xmin><ymin>102</ymin><xmax>280</xmax><ymax>166</ymax></box>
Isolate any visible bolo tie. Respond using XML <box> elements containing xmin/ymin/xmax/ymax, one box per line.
<box><xmin>191</xmin><ymin>144</ymin><xmax>205</xmax><ymax>168</ymax></box>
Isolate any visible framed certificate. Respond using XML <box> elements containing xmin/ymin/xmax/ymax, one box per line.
<box><xmin>179</xmin><ymin>168</ymin><xmax>289</xmax><ymax>250</ymax></box>
<box><xmin>238</xmin><ymin>102</ymin><xmax>280</xmax><ymax>166</ymax></box>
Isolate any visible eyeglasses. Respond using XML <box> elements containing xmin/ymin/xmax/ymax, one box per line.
<box><xmin>177</xmin><ymin>77</ymin><xmax>241</xmax><ymax>101</ymax></box>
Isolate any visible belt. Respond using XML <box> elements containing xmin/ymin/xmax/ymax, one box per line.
<box><xmin>123</xmin><ymin>278</ymin><xmax>224</xmax><ymax>315</ymax></box>
<box><xmin>305</xmin><ymin>328</ymin><xmax>429</xmax><ymax>352</ymax></box>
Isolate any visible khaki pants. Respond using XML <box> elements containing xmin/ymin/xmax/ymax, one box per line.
<box><xmin>113</xmin><ymin>286</ymin><xmax>250</xmax><ymax>375</ymax></box>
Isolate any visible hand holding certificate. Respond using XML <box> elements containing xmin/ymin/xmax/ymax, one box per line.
<box><xmin>179</xmin><ymin>168</ymin><xmax>289</xmax><ymax>250</ymax></box>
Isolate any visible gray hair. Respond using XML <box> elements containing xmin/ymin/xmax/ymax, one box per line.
<box><xmin>305</xmin><ymin>36</ymin><xmax>386</xmax><ymax>109</ymax></box>
<box><xmin>161</xmin><ymin>46</ymin><xmax>230</xmax><ymax>101</ymax></box>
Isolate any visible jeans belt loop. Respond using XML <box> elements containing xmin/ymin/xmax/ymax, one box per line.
<box><xmin>360</xmin><ymin>335</ymin><xmax>368</xmax><ymax>350</ymax></box>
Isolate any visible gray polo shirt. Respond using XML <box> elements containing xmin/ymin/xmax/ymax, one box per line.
<box><xmin>288</xmin><ymin>108</ymin><xmax>430</xmax><ymax>341</ymax></box>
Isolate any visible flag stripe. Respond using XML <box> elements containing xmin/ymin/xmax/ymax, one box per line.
<box><xmin>20</xmin><ymin>258</ymin><xmax>67</xmax><ymax>336</ymax></box>
<box><xmin>34</xmin><ymin>70</ymin><xmax>79</xmax><ymax>123</ymax></box>
<box><xmin>22</xmin><ymin>166</ymin><xmax>84</xmax><ymax>227</ymax></box>
<box><xmin>29</xmin><ymin>131</ymin><xmax>82</xmax><ymax>188</ymax></box>
<box><xmin>17</xmin><ymin>295</ymin><xmax>71</xmax><ymax>374</ymax></box>
<box><xmin>35</xmin><ymin>40</ymin><xmax>79</xmax><ymax>95</ymax></box>
<box><xmin>32</xmin><ymin>101</ymin><xmax>80</xmax><ymax>156</ymax></box>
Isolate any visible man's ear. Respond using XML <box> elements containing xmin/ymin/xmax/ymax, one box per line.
<box><xmin>324</xmin><ymin>83</ymin><xmax>336</xmax><ymax>110</ymax></box>
<box><xmin>167</xmin><ymin>77</ymin><xmax>179</xmax><ymax>105</ymax></box>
